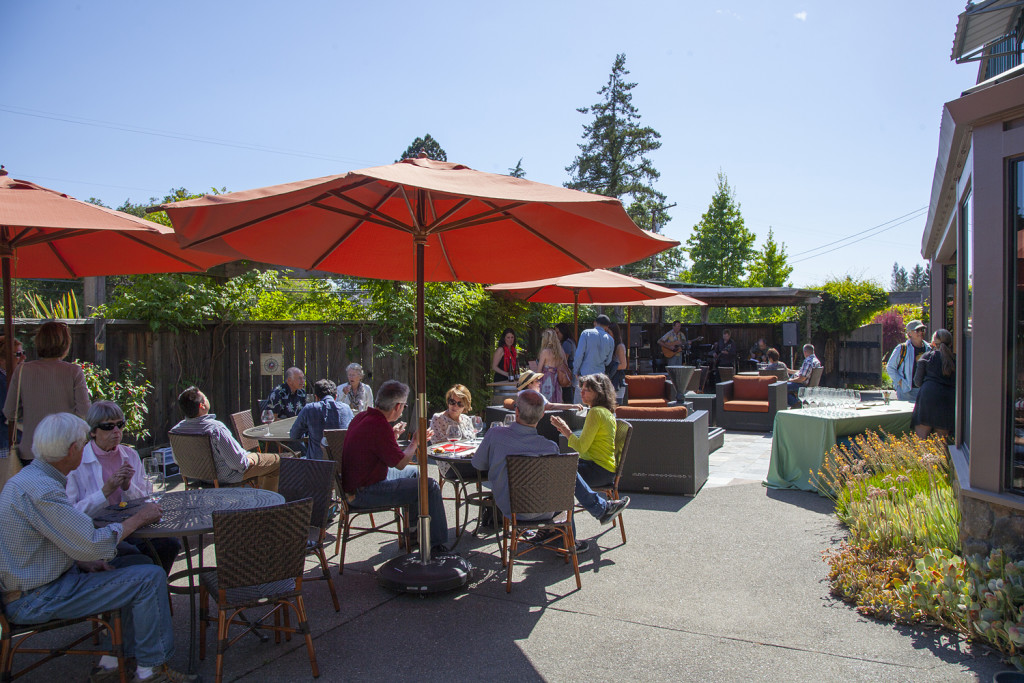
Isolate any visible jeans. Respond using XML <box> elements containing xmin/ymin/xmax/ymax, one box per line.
<box><xmin>896</xmin><ymin>387</ymin><xmax>919</xmax><ymax>402</ymax></box>
<box><xmin>5</xmin><ymin>564</ymin><xmax>174</xmax><ymax>667</ymax></box>
<box><xmin>787</xmin><ymin>382</ymin><xmax>803</xmax><ymax>407</ymax></box>
<box><xmin>351</xmin><ymin>467</ymin><xmax>449</xmax><ymax>549</ymax></box>
<box><xmin>578</xmin><ymin>459</ymin><xmax>615</xmax><ymax>489</ymax></box>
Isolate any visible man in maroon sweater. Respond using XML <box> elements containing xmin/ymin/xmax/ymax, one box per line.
<box><xmin>340</xmin><ymin>380</ymin><xmax>449</xmax><ymax>553</ymax></box>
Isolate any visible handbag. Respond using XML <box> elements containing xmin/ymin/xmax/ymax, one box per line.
<box><xmin>557</xmin><ymin>362</ymin><xmax>572</xmax><ymax>388</ymax></box>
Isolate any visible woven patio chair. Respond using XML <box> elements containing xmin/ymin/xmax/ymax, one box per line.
<box><xmin>584</xmin><ymin>419</ymin><xmax>633</xmax><ymax>544</ymax></box>
<box><xmin>277</xmin><ymin>457</ymin><xmax>340</xmax><ymax>612</ymax></box>
<box><xmin>1</xmin><ymin>604</ymin><xmax>126</xmax><ymax>683</ymax></box>
<box><xmin>199</xmin><ymin>498</ymin><xmax>318</xmax><ymax>683</ymax></box>
<box><xmin>323</xmin><ymin>429</ymin><xmax>406</xmax><ymax>573</ymax></box>
<box><xmin>229</xmin><ymin>410</ymin><xmax>261</xmax><ymax>453</ymax></box>
<box><xmin>169</xmin><ymin>433</ymin><xmax>258</xmax><ymax>489</ymax></box>
<box><xmin>504</xmin><ymin>453</ymin><xmax>581</xmax><ymax>594</ymax></box>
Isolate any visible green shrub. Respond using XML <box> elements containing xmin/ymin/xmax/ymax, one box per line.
<box><xmin>77</xmin><ymin>359</ymin><xmax>153</xmax><ymax>443</ymax></box>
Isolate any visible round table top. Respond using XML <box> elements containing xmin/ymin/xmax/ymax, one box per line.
<box><xmin>242</xmin><ymin>415</ymin><xmax>298</xmax><ymax>442</ymax></box>
<box><xmin>133</xmin><ymin>488</ymin><xmax>284</xmax><ymax>538</ymax></box>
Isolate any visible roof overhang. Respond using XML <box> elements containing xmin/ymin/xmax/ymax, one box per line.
<box><xmin>922</xmin><ymin>72</ymin><xmax>1024</xmax><ymax>260</ymax></box>
<box><xmin>952</xmin><ymin>0</ymin><xmax>1024</xmax><ymax>63</ymax></box>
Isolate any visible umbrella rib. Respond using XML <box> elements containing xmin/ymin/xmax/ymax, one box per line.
<box><xmin>397</xmin><ymin>186</ymin><xmax>421</xmax><ymax>231</ymax></box>
<box><xmin>309</xmin><ymin>188</ymin><xmax>402</xmax><ymax>270</ymax></box>
<box><xmin>186</xmin><ymin>192</ymin><xmax>337</xmax><ymax>247</ymax></box>
<box><xmin>119</xmin><ymin>233</ymin><xmax>211</xmax><ymax>271</ymax></box>
<box><xmin>43</xmin><ymin>242</ymin><xmax>76</xmax><ymax>278</ymax></box>
<box><xmin>427</xmin><ymin>202</ymin><xmax>526</xmax><ymax>234</ymax></box>
<box><xmin>480</xmin><ymin>200</ymin><xmax>592</xmax><ymax>269</ymax></box>
<box><xmin>423</xmin><ymin>191</ymin><xmax>458</xmax><ymax>279</ymax></box>
<box><xmin>15</xmin><ymin>228</ymin><xmax>94</xmax><ymax>248</ymax></box>
<box><xmin>311</xmin><ymin>202</ymin><xmax>404</xmax><ymax>231</ymax></box>
<box><xmin>321</xmin><ymin>188</ymin><xmax>411</xmax><ymax>232</ymax></box>
<box><xmin>423</xmin><ymin>198</ymin><xmax>469</xmax><ymax>230</ymax></box>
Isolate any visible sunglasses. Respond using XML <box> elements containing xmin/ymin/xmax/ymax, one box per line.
<box><xmin>96</xmin><ymin>421</ymin><xmax>125</xmax><ymax>431</ymax></box>
<box><xmin>447</xmin><ymin>398</ymin><xmax>464</xmax><ymax>407</ymax></box>
<box><xmin>12</xmin><ymin>351</ymin><xmax>24</xmax><ymax>358</ymax></box>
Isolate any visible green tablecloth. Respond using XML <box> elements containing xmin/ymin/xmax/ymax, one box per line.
<box><xmin>764</xmin><ymin>401</ymin><xmax>914</xmax><ymax>492</ymax></box>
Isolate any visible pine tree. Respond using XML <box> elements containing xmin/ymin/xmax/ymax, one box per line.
<box><xmin>686</xmin><ymin>172</ymin><xmax>756</xmax><ymax>286</ymax></box>
<box><xmin>397</xmin><ymin>134</ymin><xmax>447</xmax><ymax>162</ymax></box>
<box><xmin>909</xmin><ymin>264</ymin><xmax>928</xmax><ymax>290</ymax></box>
<box><xmin>566</xmin><ymin>53</ymin><xmax>683</xmax><ymax>278</ymax></box>
<box><xmin>747</xmin><ymin>228</ymin><xmax>793</xmax><ymax>287</ymax></box>
<box><xmin>890</xmin><ymin>263</ymin><xmax>910</xmax><ymax>291</ymax></box>
<box><xmin>508</xmin><ymin>159</ymin><xmax>526</xmax><ymax>178</ymax></box>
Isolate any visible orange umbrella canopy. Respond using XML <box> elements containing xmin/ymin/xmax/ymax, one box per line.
<box><xmin>602</xmin><ymin>292</ymin><xmax>707</xmax><ymax>307</ymax></box>
<box><xmin>485</xmin><ymin>268</ymin><xmax>681</xmax><ymax>304</ymax></box>
<box><xmin>164</xmin><ymin>157</ymin><xmax>678</xmax><ymax>283</ymax></box>
<box><xmin>0</xmin><ymin>173</ymin><xmax>230</xmax><ymax>278</ymax></box>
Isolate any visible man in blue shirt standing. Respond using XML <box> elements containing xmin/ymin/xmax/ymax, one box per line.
<box><xmin>574</xmin><ymin>314</ymin><xmax>614</xmax><ymax>402</ymax></box>
<box><xmin>290</xmin><ymin>379</ymin><xmax>354</xmax><ymax>460</ymax></box>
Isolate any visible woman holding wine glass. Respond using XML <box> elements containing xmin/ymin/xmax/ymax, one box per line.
<box><xmin>429</xmin><ymin>384</ymin><xmax>476</xmax><ymax>445</ymax></box>
<box><xmin>65</xmin><ymin>401</ymin><xmax>181</xmax><ymax>574</ymax></box>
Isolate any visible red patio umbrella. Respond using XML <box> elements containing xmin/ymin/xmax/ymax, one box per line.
<box><xmin>159</xmin><ymin>156</ymin><xmax>679</xmax><ymax>590</ymax></box>
<box><xmin>486</xmin><ymin>268</ymin><xmax>683</xmax><ymax>340</ymax></box>
<box><xmin>0</xmin><ymin>169</ymin><xmax>233</xmax><ymax>372</ymax></box>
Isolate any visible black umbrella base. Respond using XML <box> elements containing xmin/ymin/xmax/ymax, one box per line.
<box><xmin>377</xmin><ymin>551</ymin><xmax>472</xmax><ymax>594</ymax></box>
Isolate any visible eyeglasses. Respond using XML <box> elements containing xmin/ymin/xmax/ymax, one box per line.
<box><xmin>96</xmin><ymin>421</ymin><xmax>125</xmax><ymax>431</ymax></box>
<box><xmin>12</xmin><ymin>351</ymin><xmax>24</xmax><ymax>357</ymax></box>
<box><xmin>447</xmin><ymin>398</ymin><xmax>464</xmax><ymax>407</ymax></box>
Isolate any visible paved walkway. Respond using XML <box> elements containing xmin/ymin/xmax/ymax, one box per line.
<box><xmin>20</xmin><ymin>430</ymin><xmax>1007</xmax><ymax>682</ymax></box>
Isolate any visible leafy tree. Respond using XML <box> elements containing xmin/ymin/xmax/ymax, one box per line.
<box><xmin>397</xmin><ymin>135</ymin><xmax>447</xmax><ymax>162</ymax></box>
<box><xmin>812</xmin><ymin>277</ymin><xmax>889</xmax><ymax>336</ymax></box>
<box><xmin>890</xmin><ymin>263</ymin><xmax>910</xmax><ymax>291</ymax></box>
<box><xmin>566</xmin><ymin>53</ymin><xmax>682</xmax><ymax>278</ymax></box>
<box><xmin>747</xmin><ymin>228</ymin><xmax>793</xmax><ymax>288</ymax></box>
<box><xmin>508</xmin><ymin>159</ymin><xmax>526</xmax><ymax>178</ymax></box>
<box><xmin>686</xmin><ymin>172</ymin><xmax>756</xmax><ymax>286</ymax></box>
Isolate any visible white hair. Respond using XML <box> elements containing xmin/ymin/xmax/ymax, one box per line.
<box><xmin>32</xmin><ymin>413</ymin><xmax>90</xmax><ymax>463</ymax></box>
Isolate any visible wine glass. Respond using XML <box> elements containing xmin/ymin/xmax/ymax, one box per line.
<box><xmin>503</xmin><ymin>414</ymin><xmax>515</xmax><ymax>427</ymax></box>
<box><xmin>489</xmin><ymin>421</ymin><xmax>502</xmax><ymax>433</ymax></box>
<box><xmin>446</xmin><ymin>422</ymin><xmax>462</xmax><ymax>449</ymax></box>
<box><xmin>144</xmin><ymin>458</ymin><xmax>162</xmax><ymax>503</ymax></box>
<box><xmin>261</xmin><ymin>408</ymin><xmax>275</xmax><ymax>435</ymax></box>
<box><xmin>472</xmin><ymin>415</ymin><xmax>484</xmax><ymax>439</ymax></box>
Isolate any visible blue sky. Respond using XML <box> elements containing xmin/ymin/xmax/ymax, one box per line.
<box><xmin>1</xmin><ymin>1</ymin><xmax>976</xmax><ymax>288</ymax></box>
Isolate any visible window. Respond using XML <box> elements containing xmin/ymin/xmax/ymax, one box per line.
<box><xmin>961</xmin><ymin>190</ymin><xmax>973</xmax><ymax>448</ymax></box>
<box><xmin>1010</xmin><ymin>160</ymin><xmax>1024</xmax><ymax>492</ymax></box>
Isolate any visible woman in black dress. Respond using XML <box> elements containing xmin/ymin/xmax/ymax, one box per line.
<box><xmin>911</xmin><ymin>328</ymin><xmax>956</xmax><ymax>439</ymax></box>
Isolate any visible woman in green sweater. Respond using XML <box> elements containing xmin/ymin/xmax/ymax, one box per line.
<box><xmin>551</xmin><ymin>373</ymin><xmax>617</xmax><ymax>488</ymax></box>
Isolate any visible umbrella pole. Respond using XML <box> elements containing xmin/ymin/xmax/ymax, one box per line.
<box><xmin>2</xmin><ymin>255</ymin><xmax>12</xmax><ymax>445</ymax></box>
<box><xmin>415</xmin><ymin>237</ymin><xmax>431</xmax><ymax>563</ymax></box>
<box><xmin>626</xmin><ymin>308</ymin><xmax>631</xmax><ymax>372</ymax></box>
<box><xmin>573</xmin><ymin>291</ymin><xmax>579</xmax><ymax>342</ymax></box>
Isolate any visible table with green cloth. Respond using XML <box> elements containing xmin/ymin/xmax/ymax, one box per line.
<box><xmin>764</xmin><ymin>401</ymin><xmax>914</xmax><ymax>492</ymax></box>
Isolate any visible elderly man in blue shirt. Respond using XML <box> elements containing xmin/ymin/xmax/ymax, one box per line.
<box><xmin>0</xmin><ymin>412</ymin><xmax>195</xmax><ymax>683</ymax></box>
<box><xmin>787</xmin><ymin>343</ymin><xmax>823</xmax><ymax>407</ymax></box>
<box><xmin>573</xmin><ymin>315</ymin><xmax>614</xmax><ymax>403</ymax></box>
<box><xmin>290</xmin><ymin>379</ymin><xmax>354</xmax><ymax>460</ymax></box>
<box><xmin>472</xmin><ymin>390</ymin><xmax>628</xmax><ymax>554</ymax></box>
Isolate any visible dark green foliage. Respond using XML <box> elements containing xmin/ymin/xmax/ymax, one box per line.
<box><xmin>686</xmin><ymin>172</ymin><xmax>756</xmax><ymax>286</ymax></box>
<box><xmin>812</xmin><ymin>277</ymin><xmax>889</xmax><ymax>336</ymax></box>
<box><xmin>508</xmin><ymin>159</ymin><xmax>526</xmax><ymax>178</ymax></box>
<box><xmin>397</xmin><ymin>135</ymin><xmax>447</xmax><ymax>162</ymax></box>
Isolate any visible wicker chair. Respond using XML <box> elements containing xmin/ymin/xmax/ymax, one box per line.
<box><xmin>323</xmin><ymin>429</ymin><xmax>406</xmax><ymax>573</ymax></box>
<box><xmin>199</xmin><ymin>498</ymin><xmax>318</xmax><ymax>683</ymax></box>
<box><xmin>760</xmin><ymin>368</ymin><xmax>790</xmax><ymax>382</ymax></box>
<box><xmin>168</xmin><ymin>433</ymin><xmax>258</xmax><ymax>489</ymax></box>
<box><xmin>503</xmin><ymin>453</ymin><xmax>581</xmax><ymax>594</ymax></box>
<box><xmin>593</xmin><ymin>419</ymin><xmax>633</xmax><ymax>544</ymax></box>
<box><xmin>1</xmin><ymin>605</ymin><xmax>126</xmax><ymax>683</ymax></box>
<box><xmin>277</xmin><ymin>458</ymin><xmax>340</xmax><ymax>612</ymax></box>
<box><xmin>229</xmin><ymin>410</ymin><xmax>261</xmax><ymax>453</ymax></box>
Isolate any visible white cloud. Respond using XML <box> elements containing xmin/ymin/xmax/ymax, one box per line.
<box><xmin>794</xmin><ymin>10</ymin><xmax>808</xmax><ymax>21</ymax></box>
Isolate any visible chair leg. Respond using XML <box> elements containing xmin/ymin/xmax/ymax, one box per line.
<box><xmin>215</xmin><ymin>607</ymin><xmax>228</xmax><ymax>683</ymax></box>
<box><xmin>295</xmin><ymin>595</ymin><xmax>319</xmax><ymax>678</ymax></box>
<box><xmin>333</xmin><ymin>511</ymin><xmax>346</xmax><ymax>558</ymax></box>
<box><xmin>566</xmin><ymin>518</ymin><xmax>582</xmax><ymax>590</ymax></box>
<box><xmin>112</xmin><ymin>611</ymin><xmax>127</xmax><ymax>683</ymax></box>
<box><xmin>199</xmin><ymin>586</ymin><xmax>208</xmax><ymax>661</ymax></box>
<box><xmin>315</xmin><ymin>544</ymin><xmax>340</xmax><ymax>612</ymax></box>
<box><xmin>506</xmin><ymin>520</ymin><xmax>518</xmax><ymax>593</ymax></box>
<box><xmin>338</xmin><ymin>518</ymin><xmax>352</xmax><ymax>575</ymax></box>
<box><xmin>1</xmin><ymin>632</ymin><xmax>12</xmax><ymax>683</ymax></box>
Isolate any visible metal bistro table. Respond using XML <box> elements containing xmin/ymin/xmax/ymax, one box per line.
<box><xmin>98</xmin><ymin>488</ymin><xmax>285</xmax><ymax>673</ymax></box>
<box><xmin>243</xmin><ymin>415</ymin><xmax>302</xmax><ymax>455</ymax></box>
<box><xmin>427</xmin><ymin>440</ymin><xmax>495</xmax><ymax>549</ymax></box>
<box><xmin>764</xmin><ymin>401</ymin><xmax>915</xmax><ymax>492</ymax></box>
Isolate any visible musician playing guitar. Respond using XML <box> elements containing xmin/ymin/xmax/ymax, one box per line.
<box><xmin>707</xmin><ymin>329</ymin><xmax>737</xmax><ymax>386</ymax></box>
<box><xmin>658</xmin><ymin>321</ymin><xmax>698</xmax><ymax>367</ymax></box>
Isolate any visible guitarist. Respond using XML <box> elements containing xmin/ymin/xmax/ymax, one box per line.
<box><xmin>658</xmin><ymin>321</ymin><xmax>690</xmax><ymax>367</ymax></box>
<box><xmin>707</xmin><ymin>329</ymin><xmax>737</xmax><ymax>388</ymax></box>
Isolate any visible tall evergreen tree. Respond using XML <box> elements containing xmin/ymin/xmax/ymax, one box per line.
<box><xmin>397</xmin><ymin>134</ymin><xmax>447</xmax><ymax>162</ymax></box>
<box><xmin>747</xmin><ymin>228</ymin><xmax>793</xmax><ymax>287</ymax></box>
<box><xmin>686</xmin><ymin>172</ymin><xmax>755</xmax><ymax>286</ymax></box>
<box><xmin>909</xmin><ymin>264</ymin><xmax>929</xmax><ymax>290</ymax></box>
<box><xmin>890</xmin><ymin>263</ymin><xmax>910</xmax><ymax>291</ymax></box>
<box><xmin>566</xmin><ymin>53</ymin><xmax>683</xmax><ymax>278</ymax></box>
<box><xmin>508</xmin><ymin>159</ymin><xmax>526</xmax><ymax>178</ymax></box>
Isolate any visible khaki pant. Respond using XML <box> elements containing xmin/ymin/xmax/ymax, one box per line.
<box><xmin>245</xmin><ymin>451</ymin><xmax>281</xmax><ymax>492</ymax></box>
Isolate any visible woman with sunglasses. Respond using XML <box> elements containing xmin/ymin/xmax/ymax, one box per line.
<box><xmin>429</xmin><ymin>384</ymin><xmax>476</xmax><ymax>444</ymax></box>
<box><xmin>66</xmin><ymin>401</ymin><xmax>181</xmax><ymax>573</ymax></box>
<box><xmin>4</xmin><ymin>321</ymin><xmax>90</xmax><ymax>465</ymax></box>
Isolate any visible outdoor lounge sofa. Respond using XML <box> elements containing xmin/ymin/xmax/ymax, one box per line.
<box><xmin>714</xmin><ymin>375</ymin><xmax>787</xmax><ymax>432</ymax></box>
<box><xmin>622</xmin><ymin>374</ymin><xmax>675</xmax><ymax>407</ymax></box>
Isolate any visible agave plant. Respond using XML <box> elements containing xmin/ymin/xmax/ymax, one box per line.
<box><xmin>21</xmin><ymin>291</ymin><xmax>80</xmax><ymax>319</ymax></box>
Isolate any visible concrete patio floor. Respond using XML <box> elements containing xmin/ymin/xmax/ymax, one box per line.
<box><xmin>15</xmin><ymin>429</ymin><xmax>1006</xmax><ymax>682</ymax></box>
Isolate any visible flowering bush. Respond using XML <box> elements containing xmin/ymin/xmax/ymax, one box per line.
<box><xmin>77</xmin><ymin>359</ymin><xmax>153</xmax><ymax>442</ymax></box>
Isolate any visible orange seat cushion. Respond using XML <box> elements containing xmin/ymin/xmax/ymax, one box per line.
<box><xmin>732</xmin><ymin>376</ymin><xmax>774</xmax><ymax>401</ymax></box>
<box><xmin>723</xmin><ymin>400</ymin><xmax>769</xmax><ymax>413</ymax></box>
<box><xmin>624</xmin><ymin>375</ymin><xmax>665</xmax><ymax>400</ymax></box>
<box><xmin>616</xmin><ymin>405</ymin><xmax>689</xmax><ymax>420</ymax></box>
<box><xmin>627</xmin><ymin>398</ymin><xmax>668</xmax><ymax>408</ymax></box>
